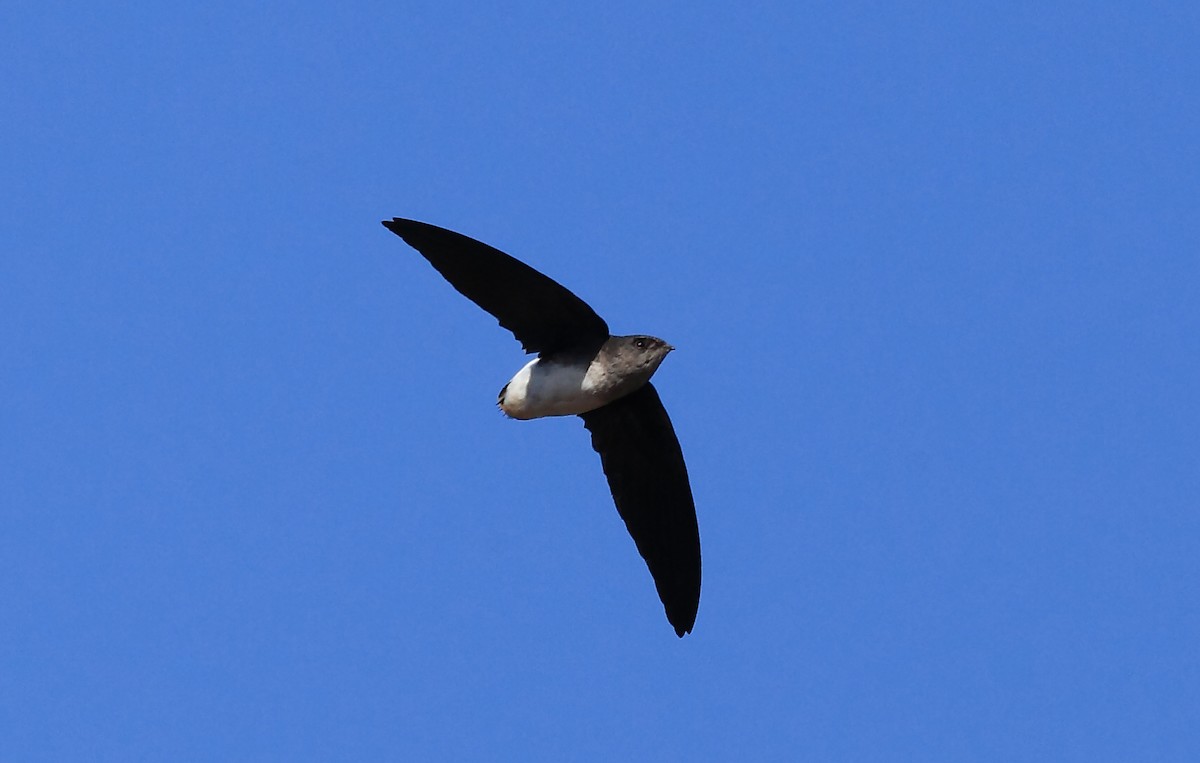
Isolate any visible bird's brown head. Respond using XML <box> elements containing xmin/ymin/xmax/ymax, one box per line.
<box><xmin>601</xmin><ymin>334</ymin><xmax>674</xmax><ymax>379</ymax></box>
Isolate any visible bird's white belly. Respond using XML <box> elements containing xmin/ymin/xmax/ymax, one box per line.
<box><xmin>498</xmin><ymin>357</ymin><xmax>609</xmax><ymax>419</ymax></box>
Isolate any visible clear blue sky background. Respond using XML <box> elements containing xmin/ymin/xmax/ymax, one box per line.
<box><xmin>3</xmin><ymin>2</ymin><xmax>1197</xmax><ymax>760</ymax></box>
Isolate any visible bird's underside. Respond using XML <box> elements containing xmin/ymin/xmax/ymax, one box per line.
<box><xmin>383</xmin><ymin>217</ymin><xmax>701</xmax><ymax>637</ymax></box>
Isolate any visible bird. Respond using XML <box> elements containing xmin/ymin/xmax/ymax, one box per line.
<box><xmin>382</xmin><ymin>218</ymin><xmax>701</xmax><ymax>637</ymax></box>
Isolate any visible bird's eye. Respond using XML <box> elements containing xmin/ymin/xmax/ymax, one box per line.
<box><xmin>635</xmin><ymin>338</ymin><xmax>646</xmax><ymax>349</ymax></box>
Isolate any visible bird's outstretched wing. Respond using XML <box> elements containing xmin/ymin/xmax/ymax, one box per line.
<box><xmin>382</xmin><ymin>218</ymin><xmax>610</xmax><ymax>355</ymax></box>
<box><xmin>580</xmin><ymin>383</ymin><xmax>701</xmax><ymax>637</ymax></box>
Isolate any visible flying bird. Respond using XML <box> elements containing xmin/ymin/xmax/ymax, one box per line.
<box><xmin>382</xmin><ymin>218</ymin><xmax>701</xmax><ymax>637</ymax></box>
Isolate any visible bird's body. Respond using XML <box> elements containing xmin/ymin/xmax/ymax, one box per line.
<box><xmin>382</xmin><ymin>218</ymin><xmax>701</xmax><ymax>637</ymax></box>
<box><xmin>498</xmin><ymin>355</ymin><xmax>600</xmax><ymax>420</ymax></box>
<box><xmin>498</xmin><ymin>337</ymin><xmax>673</xmax><ymax>420</ymax></box>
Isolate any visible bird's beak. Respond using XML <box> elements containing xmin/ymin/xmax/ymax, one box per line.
<box><xmin>667</xmin><ymin>345</ymin><xmax>676</xmax><ymax>352</ymax></box>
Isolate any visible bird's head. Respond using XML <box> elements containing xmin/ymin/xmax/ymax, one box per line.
<box><xmin>607</xmin><ymin>334</ymin><xmax>674</xmax><ymax>376</ymax></box>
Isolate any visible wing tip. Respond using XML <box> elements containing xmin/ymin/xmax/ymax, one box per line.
<box><xmin>382</xmin><ymin>217</ymin><xmax>432</xmax><ymax>249</ymax></box>
<box><xmin>668</xmin><ymin>606</ymin><xmax>698</xmax><ymax>638</ymax></box>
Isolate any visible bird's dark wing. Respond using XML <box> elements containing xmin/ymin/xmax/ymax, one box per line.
<box><xmin>382</xmin><ymin>218</ymin><xmax>610</xmax><ymax>355</ymax></box>
<box><xmin>580</xmin><ymin>383</ymin><xmax>701</xmax><ymax>637</ymax></box>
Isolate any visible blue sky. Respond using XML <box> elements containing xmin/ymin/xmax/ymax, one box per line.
<box><xmin>3</xmin><ymin>2</ymin><xmax>1198</xmax><ymax>760</ymax></box>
